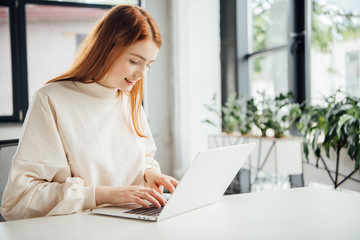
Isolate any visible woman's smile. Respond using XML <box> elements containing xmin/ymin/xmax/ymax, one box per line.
<box><xmin>125</xmin><ymin>78</ymin><xmax>139</xmax><ymax>86</ymax></box>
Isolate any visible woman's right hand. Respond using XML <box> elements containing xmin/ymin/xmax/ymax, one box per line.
<box><xmin>95</xmin><ymin>185</ymin><xmax>167</xmax><ymax>208</ymax></box>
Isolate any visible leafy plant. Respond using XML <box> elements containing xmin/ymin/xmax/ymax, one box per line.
<box><xmin>221</xmin><ymin>93</ymin><xmax>242</xmax><ymax>133</ymax></box>
<box><xmin>297</xmin><ymin>104</ymin><xmax>326</xmax><ymax>164</ymax></box>
<box><xmin>250</xmin><ymin>91</ymin><xmax>301</xmax><ymax>138</ymax></box>
<box><xmin>203</xmin><ymin>91</ymin><xmax>301</xmax><ymax>138</ymax></box>
<box><xmin>203</xmin><ymin>93</ymin><xmax>252</xmax><ymax>134</ymax></box>
<box><xmin>297</xmin><ymin>90</ymin><xmax>360</xmax><ymax>169</ymax></box>
<box><xmin>272</xmin><ymin>92</ymin><xmax>302</xmax><ymax>138</ymax></box>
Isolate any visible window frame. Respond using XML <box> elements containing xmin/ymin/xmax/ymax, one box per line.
<box><xmin>221</xmin><ymin>0</ymin><xmax>308</xmax><ymax>106</ymax></box>
<box><xmin>0</xmin><ymin>0</ymin><xmax>21</xmax><ymax>122</ymax></box>
<box><xmin>0</xmin><ymin>0</ymin><xmax>137</xmax><ymax>123</ymax></box>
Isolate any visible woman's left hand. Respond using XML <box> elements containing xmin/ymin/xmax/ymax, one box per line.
<box><xmin>144</xmin><ymin>169</ymin><xmax>179</xmax><ymax>194</ymax></box>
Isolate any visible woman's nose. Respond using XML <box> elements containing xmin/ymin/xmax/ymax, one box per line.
<box><xmin>135</xmin><ymin>66</ymin><xmax>147</xmax><ymax>79</ymax></box>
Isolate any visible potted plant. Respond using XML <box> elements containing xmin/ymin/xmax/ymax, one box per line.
<box><xmin>204</xmin><ymin>91</ymin><xmax>301</xmax><ymax>138</ymax></box>
<box><xmin>247</xmin><ymin>91</ymin><xmax>302</xmax><ymax>138</ymax></box>
<box><xmin>203</xmin><ymin>91</ymin><xmax>303</xmax><ymax>193</ymax></box>
<box><xmin>297</xmin><ymin>90</ymin><xmax>360</xmax><ymax>188</ymax></box>
<box><xmin>203</xmin><ymin>93</ymin><xmax>252</xmax><ymax>135</ymax></box>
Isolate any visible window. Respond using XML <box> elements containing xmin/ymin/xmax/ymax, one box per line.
<box><xmin>0</xmin><ymin>6</ymin><xmax>13</xmax><ymax>116</ymax></box>
<box><xmin>25</xmin><ymin>4</ymin><xmax>108</xmax><ymax>101</ymax></box>
<box><xmin>249</xmin><ymin>50</ymin><xmax>288</xmax><ymax>97</ymax></box>
<box><xmin>221</xmin><ymin>0</ymin><xmax>293</xmax><ymax>105</ymax></box>
<box><xmin>345</xmin><ymin>51</ymin><xmax>360</xmax><ymax>95</ymax></box>
<box><xmin>0</xmin><ymin>0</ymin><xmax>138</xmax><ymax>122</ymax></box>
<box><xmin>310</xmin><ymin>0</ymin><xmax>360</xmax><ymax>104</ymax></box>
<box><xmin>249</xmin><ymin>0</ymin><xmax>289</xmax><ymax>99</ymax></box>
<box><xmin>225</xmin><ymin>0</ymin><xmax>360</xmax><ymax>106</ymax></box>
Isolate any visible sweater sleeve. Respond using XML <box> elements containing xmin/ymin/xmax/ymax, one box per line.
<box><xmin>0</xmin><ymin>91</ymin><xmax>96</xmax><ymax>221</ymax></box>
<box><xmin>141</xmin><ymin>108</ymin><xmax>161</xmax><ymax>173</ymax></box>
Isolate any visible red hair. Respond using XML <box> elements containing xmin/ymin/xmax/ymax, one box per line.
<box><xmin>47</xmin><ymin>5</ymin><xmax>162</xmax><ymax>137</ymax></box>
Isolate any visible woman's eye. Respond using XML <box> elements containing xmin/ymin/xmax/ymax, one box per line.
<box><xmin>130</xmin><ymin>60</ymin><xmax>139</xmax><ymax>65</ymax></box>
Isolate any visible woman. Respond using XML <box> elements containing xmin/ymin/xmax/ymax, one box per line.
<box><xmin>1</xmin><ymin>5</ymin><xmax>178</xmax><ymax>221</ymax></box>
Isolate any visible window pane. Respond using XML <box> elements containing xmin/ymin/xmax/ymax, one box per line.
<box><xmin>346</xmin><ymin>51</ymin><xmax>360</xmax><ymax>95</ymax></box>
<box><xmin>26</xmin><ymin>4</ymin><xmax>109</xmax><ymax>100</ymax></box>
<box><xmin>251</xmin><ymin>0</ymin><xmax>288</xmax><ymax>52</ymax></box>
<box><xmin>0</xmin><ymin>7</ymin><xmax>13</xmax><ymax>116</ymax></box>
<box><xmin>311</xmin><ymin>0</ymin><xmax>360</xmax><ymax>104</ymax></box>
<box><xmin>250</xmin><ymin>50</ymin><xmax>288</xmax><ymax>98</ymax></box>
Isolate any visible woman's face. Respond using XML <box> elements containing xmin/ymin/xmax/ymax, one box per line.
<box><xmin>98</xmin><ymin>39</ymin><xmax>159</xmax><ymax>93</ymax></box>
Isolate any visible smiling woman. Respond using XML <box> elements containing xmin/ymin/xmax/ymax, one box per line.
<box><xmin>0</xmin><ymin>4</ymin><xmax>178</xmax><ymax>221</ymax></box>
<box><xmin>97</xmin><ymin>39</ymin><xmax>159</xmax><ymax>93</ymax></box>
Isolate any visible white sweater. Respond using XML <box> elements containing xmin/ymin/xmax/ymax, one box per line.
<box><xmin>0</xmin><ymin>81</ymin><xmax>160</xmax><ymax>220</ymax></box>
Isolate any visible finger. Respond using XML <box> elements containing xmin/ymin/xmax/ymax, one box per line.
<box><xmin>153</xmin><ymin>186</ymin><xmax>163</xmax><ymax>195</ymax></box>
<box><xmin>146</xmin><ymin>188</ymin><xmax>167</xmax><ymax>206</ymax></box>
<box><xmin>170</xmin><ymin>178</ymin><xmax>179</xmax><ymax>188</ymax></box>
<box><xmin>132</xmin><ymin>196</ymin><xmax>150</xmax><ymax>208</ymax></box>
<box><xmin>137</xmin><ymin>192</ymin><xmax>162</xmax><ymax>208</ymax></box>
<box><xmin>147</xmin><ymin>181</ymin><xmax>162</xmax><ymax>195</ymax></box>
<box><xmin>158</xmin><ymin>179</ymin><xmax>176</xmax><ymax>194</ymax></box>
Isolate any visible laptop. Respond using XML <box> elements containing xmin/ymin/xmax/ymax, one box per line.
<box><xmin>92</xmin><ymin>143</ymin><xmax>255</xmax><ymax>221</ymax></box>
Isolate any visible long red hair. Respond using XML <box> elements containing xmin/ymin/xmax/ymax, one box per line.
<box><xmin>47</xmin><ymin>5</ymin><xmax>162</xmax><ymax>137</ymax></box>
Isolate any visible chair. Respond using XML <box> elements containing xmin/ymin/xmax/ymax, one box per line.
<box><xmin>0</xmin><ymin>140</ymin><xmax>18</xmax><ymax>222</ymax></box>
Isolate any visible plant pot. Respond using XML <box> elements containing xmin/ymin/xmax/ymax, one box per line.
<box><xmin>208</xmin><ymin>133</ymin><xmax>304</xmax><ymax>193</ymax></box>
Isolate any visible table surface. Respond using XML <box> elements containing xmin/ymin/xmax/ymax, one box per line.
<box><xmin>1</xmin><ymin>187</ymin><xmax>359</xmax><ymax>240</ymax></box>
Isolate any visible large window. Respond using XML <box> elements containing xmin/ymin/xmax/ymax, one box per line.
<box><xmin>0</xmin><ymin>0</ymin><xmax>138</xmax><ymax>122</ymax></box>
<box><xmin>228</xmin><ymin>0</ymin><xmax>360</xmax><ymax>106</ymax></box>
<box><xmin>310</xmin><ymin>0</ymin><xmax>360</xmax><ymax>104</ymax></box>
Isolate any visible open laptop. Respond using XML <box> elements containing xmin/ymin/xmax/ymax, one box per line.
<box><xmin>92</xmin><ymin>143</ymin><xmax>255</xmax><ymax>221</ymax></box>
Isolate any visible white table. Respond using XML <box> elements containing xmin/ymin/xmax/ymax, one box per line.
<box><xmin>1</xmin><ymin>187</ymin><xmax>359</xmax><ymax>240</ymax></box>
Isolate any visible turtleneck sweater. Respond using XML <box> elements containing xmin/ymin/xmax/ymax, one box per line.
<box><xmin>0</xmin><ymin>81</ymin><xmax>160</xmax><ymax>221</ymax></box>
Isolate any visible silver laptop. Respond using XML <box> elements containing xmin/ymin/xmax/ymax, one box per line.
<box><xmin>92</xmin><ymin>143</ymin><xmax>255</xmax><ymax>221</ymax></box>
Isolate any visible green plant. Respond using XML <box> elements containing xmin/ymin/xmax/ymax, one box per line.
<box><xmin>297</xmin><ymin>104</ymin><xmax>326</xmax><ymax>163</ymax></box>
<box><xmin>273</xmin><ymin>92</ymin><xmax>302</xmax><ymax>138</ymax></box>
<box><xmin>297</xmin><ymin>90</ymin><xmax>360</xmax><ymax>169</ymax></box>
<box><xmin>203</xmin><ymin>91</ymin><xmax>301</xmax><ymax>138</ymax></box>
<box><xmin>250</xmin><ymin>91</ymin><xmax>301</xmax><ymax>138</ymax></box>
<box><xmin>221</xmin><ymin>93</ymin><xmax>241</xmax><ymax>133</ymax></box>
<box><xmin>203</xmin><ymin>93</ymin><xmax>252</xmax><ymax>134</ymax></box>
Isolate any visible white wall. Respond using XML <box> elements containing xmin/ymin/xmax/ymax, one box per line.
<box><xmin>143</xmin><ymin>0</ymin><xmax>173</xmax><ymax>175</ymax></box>
<box><xmin>145</xmin><ymin>0</ymin><xmax>222</xmax><ymax>178</ymax></box>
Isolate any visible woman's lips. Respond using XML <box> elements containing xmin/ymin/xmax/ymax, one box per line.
<box><xmin>125</xmin><ymin>78</ymin><xmax>137</xmax><ymax>86</ymax></box>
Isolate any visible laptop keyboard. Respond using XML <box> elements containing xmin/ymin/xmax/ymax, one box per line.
<box><xmin>124</xmin><ymin>205</ymin><xmax>164</xmax><ymax>217</ymax></box>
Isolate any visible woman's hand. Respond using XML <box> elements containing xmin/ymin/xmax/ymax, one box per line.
<box><xmin>95</xmin><ymin>185</ymin><xmax>167</xmax><ymax>208</ymax></box>
<box><xmin>144</xmin><ymin>169</ymin><xmax>179</xmax><ymax>194</ymax></box>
